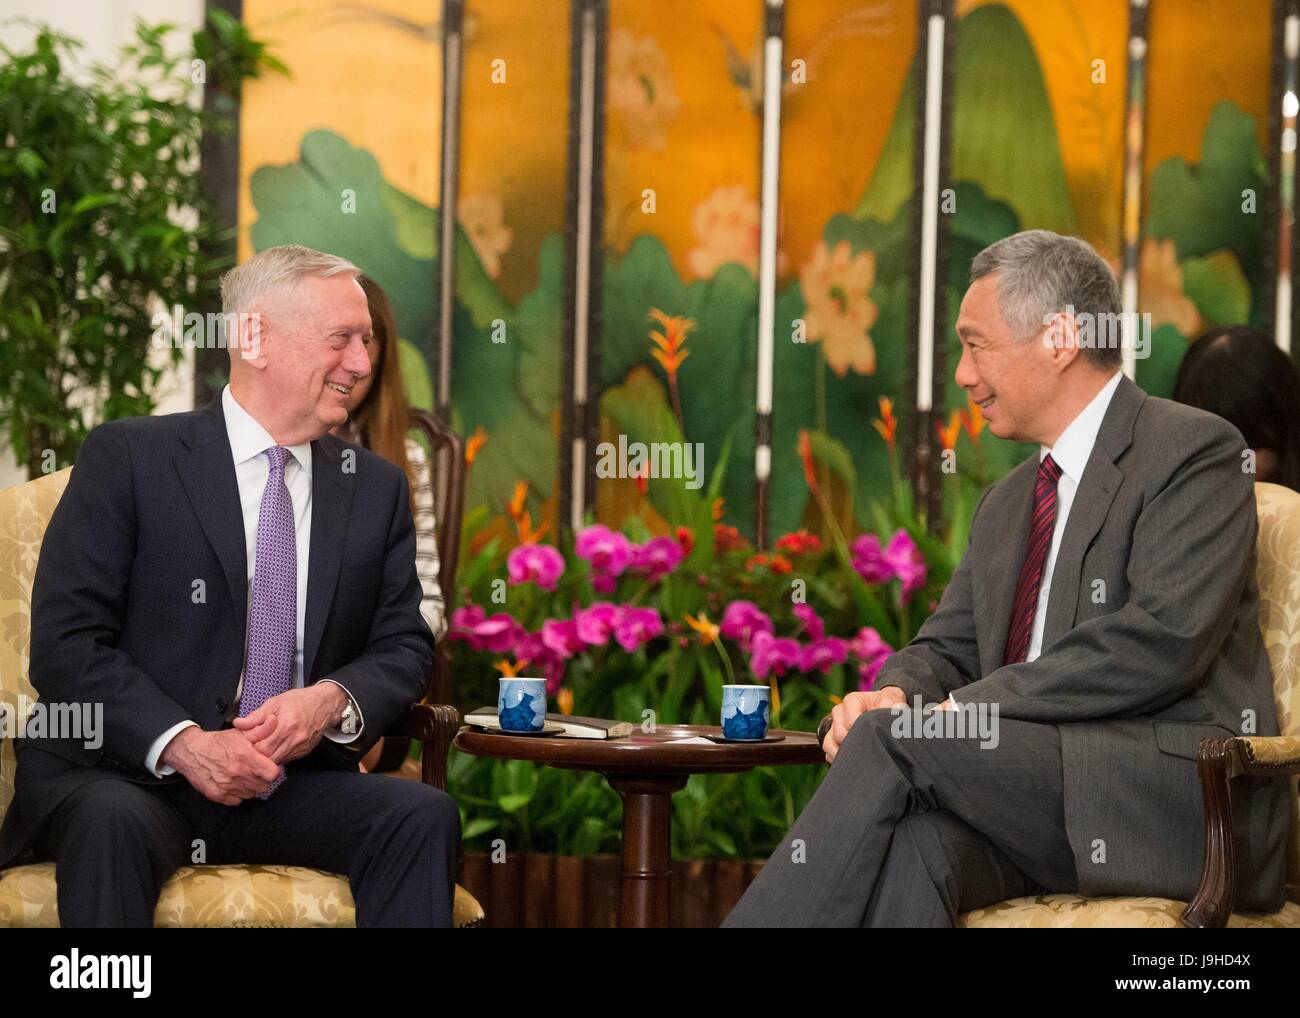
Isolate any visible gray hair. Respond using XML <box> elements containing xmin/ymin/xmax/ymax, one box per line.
<box><xmin>220</xmin><ymin>244</ymin><xmax>361</xmax><ymax>316</ymax></box>
<box><xmin>970</xmin><ymin>229</ymin><xmax>1122</xmax><ymax>369</ymax></box>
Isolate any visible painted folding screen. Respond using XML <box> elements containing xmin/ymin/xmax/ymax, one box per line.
<box><xmin>238</xmin><ymin>0</ymin><xmax>569</xmax><ymax>547</ymax></box>
<box><xmin>597</xmin><ymin>0</ymin><xmax>918</xmax><ymax>544</ymax></box>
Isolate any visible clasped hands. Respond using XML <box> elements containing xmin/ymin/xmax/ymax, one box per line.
<box><xmin>822</xmin><ymin>685</ymin><xmax>954</xmax><ymax>765</ymax></box>
<box><xmin>160</xmin><ymin>683</ymin><xmax>348</xmax><ymax>806</ymax></box>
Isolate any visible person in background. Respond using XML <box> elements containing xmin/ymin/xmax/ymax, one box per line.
<box><xmin>332</xmin><ymin>276</ymin><xmax>448</xmax><ymax>773</ymax></box>
<box><xmin>1172</xmin><ymin>325</ymin><xmax>1300</xmax><ymax>492</ymax></box>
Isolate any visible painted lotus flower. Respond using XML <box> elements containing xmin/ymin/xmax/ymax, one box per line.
<box><xmin>686</xmin><ymin>184</ymin><xmax>788</xmax><ymax>279</ymax></box>
<box><xmin>799</xmin><ymin>239</ymin><xmax>879</xmax><ymax>377</ymax></box>
<box><xmin>608</xmin><ymin>27</ymin><xmax>681</xmax><ymax>149</ymax></box>
<box><xmin>459</xmin><ymin>193</ymin><xmax>513</xmax><ymax>280</ymax></box>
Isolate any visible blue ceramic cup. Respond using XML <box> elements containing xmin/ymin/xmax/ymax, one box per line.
<box><xmin>498</xmin><ymin>677</ymin><xmax>547</xmax><ymax>733</ymax></box>
<box><xmin>721</xmin><ymin>684</ymin><xmax>770</xmax><ymax>741</ymax></box>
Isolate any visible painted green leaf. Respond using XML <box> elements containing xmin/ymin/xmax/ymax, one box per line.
<box><xmin>600</xmin><ymin>235</ymin><xmax>758</xmax><ymax>529</ymax></box>
<box><xmin>1146</xmin><ymin>102</ymin><xmax>1267</xmax><ymax>324</ymax></box>
<box><xmin>856</xmin><ymin>3</ymin><xmax>1077</xmax><ymax>237</ymax></box>
<box><xmin>1181</xmin><ymin>248</ymin><xmax>1251</xmax><ymax>327</ymax></box>
<box><xmin>1135</xmin><ymin>323</ymin><xmax>1187</xmax><ymax>400</ymax></box>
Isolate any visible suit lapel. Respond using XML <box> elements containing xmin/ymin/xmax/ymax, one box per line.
<box><xmin>1040</xmin><ymin>375</ymin><xmax>1144</xmax><ymax>650</ymax></box>
<box><xmin>979</xmin><ymin>455</ymin><xmax>1037</xmax><ymax>676</ymax></box>
<box><xmin>303</xmin><ymin>437</ymin><xmax>356</xmax><ymax>681</ymax></box>
<box><xmin>174</xmin><ymin>397</ymin><xmax>248</xmax><ymax>626</ymax></box>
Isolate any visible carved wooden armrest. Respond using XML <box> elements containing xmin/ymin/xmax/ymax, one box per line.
<box><xmin>391</xmin><ymin>703</ymin><xmax>461</xmax><ymax>792</ymax></box>
<box><xmin>1181</xmin><ymin>735</ymin><xmax>1300</xmax><ymax>928</ymax></box>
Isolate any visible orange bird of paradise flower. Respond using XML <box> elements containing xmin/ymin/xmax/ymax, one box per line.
<box><xmin>649</xmin><ymin>308</ymin><xmax>695</xmax><ymax>430</ymax></box>
<box><xmin>934</xmin><ymin>410</ymin><xmax>962</xmax><ymax>453</ymax></box>
<box><xmin>506</xmin><ymin>479</ymin><xmax>549</xmax><ymax>544</ymax></box>
<box><xmin>873</xmin><ymin>396</ymin><xmax>897</xmax><ymax>452</ymax></box>
<box><xmin>494</xmin><ymin>658</ymin><xmax>531</xmax><ymax>677</ymax></box>
<box><xmin>648</xmin><ymin>308</ymin><xmax>695</xmax><ymax>378</ymax></box>
<box><xmin>798</xmin><ymin>429</ymin><xmax>820</xmax><ymax>494</ymax></box>
<box><xmin>684</xmin><ymin>612</ymin><xmax>720</xmax><ymax>645</ymax></box>
<box><xmin>464</xmin><ymin>425</ymin><xmax>488</xmax><ymax>465</ymax></box>
<box><xmin>959</xmin><ymin>393</ymin><xmax>986</xmax><ymax>444</ymax></box>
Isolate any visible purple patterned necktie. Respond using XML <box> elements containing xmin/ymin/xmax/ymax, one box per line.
<box><xmin>239</xmin><ymin>445</ymin><xmax>296</xmax><ymax>799</ymax></box>
<box><xmin>1002</xmin><ymin>453</ymin><xmax>1063</xmax><ymax>666</ymax></box>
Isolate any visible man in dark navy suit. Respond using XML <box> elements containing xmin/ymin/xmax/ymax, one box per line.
<box><xmin>0</xmin><ymin>245</ymin><xmax>458</xmax><ymax>927</ymax></box>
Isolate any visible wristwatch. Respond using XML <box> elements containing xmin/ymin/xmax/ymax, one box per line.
<box><xmin>339</xmin><ymin>697</ymin><xmax>358</xmax><ymax>735</ymax></box>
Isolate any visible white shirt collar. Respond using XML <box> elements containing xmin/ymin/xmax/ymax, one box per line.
<box><xmin>221</xmin><ymin>385</ymin><xmax>313</xmax><ymax>476</ymax></box>
<box><xmin>1041</xmin><ymin>371</ymin><xmax>1123</xmax><ymax>483</ymax></box>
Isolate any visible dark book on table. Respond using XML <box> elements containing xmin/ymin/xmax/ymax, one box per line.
<box><xmin>464</xmin><ymin>707</ymin><xmax>633</xmax><ymax>740</ymax></box>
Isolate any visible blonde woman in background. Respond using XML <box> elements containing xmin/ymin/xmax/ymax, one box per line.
<box><xmin>333</xmin><ymin>275</ymin><xmax>447</xmax><ymax>773</ymax></box>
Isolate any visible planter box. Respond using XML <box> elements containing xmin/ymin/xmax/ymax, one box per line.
<box><xmin>459</xmin><ymin>852</ymin><xmax>765</xmax><ymax>928</ymax></box>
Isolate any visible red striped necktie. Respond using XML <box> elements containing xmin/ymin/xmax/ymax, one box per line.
<box><xmin>1002</xmin><ymin>453</ymin><xmax>1063</xmax><ymax>666</ymax></box>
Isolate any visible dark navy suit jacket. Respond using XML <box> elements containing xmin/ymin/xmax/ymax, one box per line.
<box><xmin>0</xmin><ymin>395</ymin><xmax>434</xmax><ymax>869</ymax></box>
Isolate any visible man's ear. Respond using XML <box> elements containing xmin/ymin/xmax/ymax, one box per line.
<box><xmin>237</xmin><ymin>311</ymin><xmax>268</xmax><ymax>369</ymax></box>
<box><xmin>1042</xmin><ymin>310</ymin><xmax>1083</xmax><ymax>373</ymax></box>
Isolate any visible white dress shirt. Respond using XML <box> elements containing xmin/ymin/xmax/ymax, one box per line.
<box><xmin>949</xmin><ymin>370</ymin><xmax>1122</xmax><ymax>706</ymax></box>
<box><xmin>145</xmin><ymin>386</ymin><xmax>363</xmax><ymax>777</ymax></box>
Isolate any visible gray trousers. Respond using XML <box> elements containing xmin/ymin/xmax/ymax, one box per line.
<box><xmin>723</xmin><ymin>707</ymin><xmax>1078</xmax><ymax>927</ymax></box>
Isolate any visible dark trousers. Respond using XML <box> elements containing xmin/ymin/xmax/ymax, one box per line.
<box><xmin>723</xmin><ymin>707</ymin><xmax>1078</xmax><ymax>927</ymax></box>
<box><xmin>32</xmin><ymin>762</ymin><xmax>460</xmax><ymax>928</ymax></box>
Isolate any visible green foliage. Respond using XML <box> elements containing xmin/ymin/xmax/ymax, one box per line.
<box><xmin>249</xmin><ymin>129</ymin><xmax>557</xmax><ymax>515</ymax></box>
<box><xmin>0</xmin><ymin>17</ymin><xmax>281</xmax><ymax>476</ymax></box>
<box><xmin>1181</xmin><ymin>250</ymin><xmax>1251</xmax><ymax>328</ymax></box>
<box><xmin>1146</xmin><ymin>101</ymin><xmax>1267</xmax><ymax>326</ymax></box>
<box><xmin>446</xmin><ymin>436</ymin><xmax>965</xmax><ymax>858</ymax></box>
<box><xmin>600</xmin><ymin>237</ymin><xmax>762</xmax><ymax>530</ymax></box>
<box><xmin>856</xmin><ymin>3</ymin><xmax>1078</xmax><ymax>237</ymax></box>
<box><xmin>1138</xmin><ymin>101</ymin><xmax>1269</xmax><ymax>396</ymax></box>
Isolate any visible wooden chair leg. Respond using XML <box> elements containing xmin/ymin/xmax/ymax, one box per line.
<box><xmin>1181</xmin><ymin>739</ymin><xmax>1235</xmax><ymax>928</ymax></box>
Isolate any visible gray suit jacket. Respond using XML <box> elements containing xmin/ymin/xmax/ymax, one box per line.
<box><xmin>876</xmin><ymin>374</ymin><xmax>1289</xmax><ymax>911</ymax></box>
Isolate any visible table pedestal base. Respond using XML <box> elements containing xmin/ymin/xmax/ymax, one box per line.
<box><xmin>606</xmin><ymin>773</ymin><xmax>688</xmax><ymax>928</ymax></box>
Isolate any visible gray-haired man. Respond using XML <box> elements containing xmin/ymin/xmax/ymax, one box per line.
<box><xmin>0</xmin><ymin>245</ymin><xmax>459</xmax><ymax>927</ymax></box>
<box><xmin>724</xmin><ymin>229</ymin><xmax>1289</xmax><ymax>927</ymax></box>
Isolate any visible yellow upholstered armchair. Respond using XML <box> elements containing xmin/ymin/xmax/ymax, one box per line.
<box><xmin>813</xmin><ymin>481</ymin><xmax>1300</xmax><ymax>928</ymax></box>
<box><xmin>960</xmin><ymin>481</ymin><xmax>1300</xmax><ymax>927</ymax></box>
<box><xmin>0</xmin><ymin>467</ymin><xmax>483</xmax><ymax>928</ymax></box>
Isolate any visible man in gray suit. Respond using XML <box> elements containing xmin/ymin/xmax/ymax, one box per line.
<box><xmin>724</xmin><ymin>230</ymin><xmax>1290</xmax><ymax>927</ymax></box>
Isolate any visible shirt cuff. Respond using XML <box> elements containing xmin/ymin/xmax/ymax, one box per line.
<box><xmin>946</xmin><ymin>694</ymin><xmax>957</xmax><ymax>710</ymax></box>
<box><xmin>318</xmin><ymin>679</ymin><xmax>364</xmax><ymax>744</ymax></box>
<box><xmin>145</xmin><ymin>720</ymin><xmax>198</xmax><ymax>777</ymax></box>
